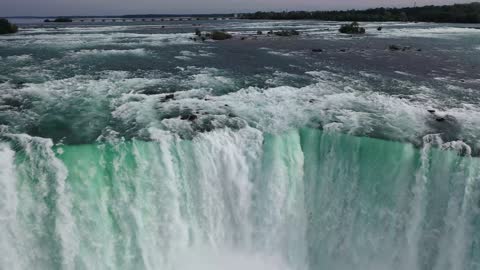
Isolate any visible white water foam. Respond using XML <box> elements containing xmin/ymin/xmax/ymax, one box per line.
<box><xmin>0</xmin><ymin>32</ymin><xmax>196</xmax><ymax>49</ymax></box>
<box><xmin>68</xmin><ymin>48</ymin><xmax>149</xmax><ymax>57</ymax></box>
<box><xmin>0</xmin><ymin>144</ymin><xmax>22</xmax><ymax>270</ymax></box>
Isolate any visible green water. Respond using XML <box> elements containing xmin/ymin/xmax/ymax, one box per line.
<box><xmin>2</xmin><ymin>128</ymin><xmax>479</xmax><ymax>270</ymax></box>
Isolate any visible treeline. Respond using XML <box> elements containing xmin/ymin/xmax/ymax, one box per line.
<box><xmin>122</xmin><ymin>14</ymin><xmax>233</xmax><ymax>18</ymax></box>
<box><xmin>0</xmin><ymin>18</ymin><xmax>18</xmax><ymax>34</ymax></box>
<box><xmin>240</xmin><ymin>2</ymin><xmax>480</xmax><ymax>23</ymax></box>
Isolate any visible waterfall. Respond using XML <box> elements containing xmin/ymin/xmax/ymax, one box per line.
<box><xmin>1</xmin><ymin>128</ymin><xmax>479</xmax><ymax>270</ymax></box>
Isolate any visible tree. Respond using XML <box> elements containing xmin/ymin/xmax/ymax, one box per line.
<box><xmin>0</xmin><ymin>18</ymin><xmax>18</xmax><ymax>35</ymax></box>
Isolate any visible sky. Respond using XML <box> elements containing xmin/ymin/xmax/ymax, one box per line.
<box><xmin>1</xmin><ymin>0</ymin><xmax>477</xmax><ymax>17</ymax></box>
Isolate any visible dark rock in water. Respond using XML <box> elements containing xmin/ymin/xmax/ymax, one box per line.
<box><xmin>180</xmin><ymin>114</ymin><xmax>198</xmax><ymax>121</ymax></box>
<box><xmin>389</xmin><ymin>45</ymin><xmax>413</xmax><ymax>51</ymax></box>
<box><xmin>210</xmin><ymin>31</ymin><xmax>233</xmax><ymax>40</ymax></box>
<box><xmin>257</xmin><ymin>30</ymin><xmax>263</xmax><ymax>35</ymax></box>
<box><xmin>312</xmin><ymin>49</ymin><xmax>323</xmax><ymax>52</ymax></box>
<box><xmin>274</xmin><ymin>30</ymin><xmax>300</xmax><ymax>37</ymax></box>
<box><xmin>339</xmin><ymin>49</ymin><xmax>346</xmax><ymax>52</ymax></box>
<box><xmin>267</xmin><ymin>30</ymin><xmax>273</xmax><ymax>35</ymax></box>
<box><xmin>426</xmin><ymin>114</ymin><xmax>462</xmax><ymax>142</ymax></box>
<box><xmin>339</xmin><ymin>22</ymin><xmax>365</xmax><ymax>34</ymax></box>
<box><xmin>13</xmin><ymin>81</ymin><xmax>26</xmax><ymax>89</ymax></box>
<box><xmin>195</xmin><ymin>28</ymin><xmax>202</xmax><ymax>36</ymax></box>
<box><xmin>309</xmin><ymin>99</ymin><xmax>315</xmax><ymax>103</ymax></box>
<box><xmin>389</xmin><ymin>45</ymin><xmax>401</xmax><ymax>51</ymax></box>
<box><xmin>163</xmin><ymin>94</ymin><xmax>175</xmax><ymax>101</ymax></box>
<box><xmin>377</xmin><ymin>26</ymin><xmax>383</xmax><ymax>31</ymax></box>
<box><xmin>241</xmin><ymin>37</ymin><xmax>246</xmax><ymax>40</ymax></box>
<box><xmin>427</xmin><ymin>109</ymin><xmax>436</xmax><ymax>114</ymax></box>
<box><xmin>417</xmin><ymin>48</ymin><xmax>422</xmax><ymax>51</ymax></box>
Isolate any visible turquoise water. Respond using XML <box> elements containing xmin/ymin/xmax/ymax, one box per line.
<box><xmin>2</xmin><ymin>128</ymin><xmax>480</xmax><ymax>270</ymax></box>
<box><xmin>1</xmin><ymin>20</ymin><xmax>480</xmax><ymax>269</ymax></box>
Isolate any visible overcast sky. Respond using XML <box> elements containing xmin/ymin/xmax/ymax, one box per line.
<box><xmin>2</xmin><ymin>0</ymin><xmax>477</xmax><ymax>17</ymax></box>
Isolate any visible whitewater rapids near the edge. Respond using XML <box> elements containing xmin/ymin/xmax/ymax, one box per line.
<box><xmin>1</xmin><ymin>127</ymin><xmax>480</xmax><ymax>270</ymax></box>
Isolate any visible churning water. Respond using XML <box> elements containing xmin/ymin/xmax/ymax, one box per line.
<box><xmin>1</xmin><ymin>18</ymin><xmax>480</xmax><ymax>270</ymax></box>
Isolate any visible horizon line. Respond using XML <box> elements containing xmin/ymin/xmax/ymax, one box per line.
<box><xmin>2</xmin><ymin>2</ymin><xmax>478</xmax><ymax>18</ymax></box>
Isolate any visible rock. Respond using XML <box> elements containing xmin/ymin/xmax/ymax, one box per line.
<box><xmin>427</xmin><ymin>109</ymin><xmax>436</xmax><ymax>114</ymax></box>
<box><xmin>241</xmin><ymin>37</ymin><xmax>246</xmax><ymax>40</ymax></box>
<box><xmin>267</xmin><ymin>30</ymin><xmax>273</xmax><ymax>35</ymax></box>
<box><xmin>274</xmin><ymin>29</ymin><xmax>300</xmax><ymax>37</ymax></box>
<box><xmin>339</xmin><ymin>49</ymin><xmax>346</xmax><ymax>52</ymax></box>
<box><xmin>195</xmin><ymin>28</ymin><xmax>202</xmax><ymax>36</ymax></box>
<box><xmin>377</xmin><ymin>26</ymin><xmax>383</xmax><ymax>31</ymax></box>
<box><xmin>210</xmin><ymin>31</ymin><xmax>232</xmax><ymax>40</ymax></box>
<box><xmin>180</xmin><ymin>114</ymin><xmax>198</xmax><ymax>121</ymax></box>
<box><xmin>389</xmin><ymin>45</ymin><xmax>413</xmax><ymax>51</ymax></box>
<box><xmin>339</xmin><ymin>22</ymin><xmax>366</xmax><ymax>34</ymax></box>
<box><xmin>417</xmin><ymin>48</ymin><xmax>422</xmax><ymax>51</ymax></box>
<box><xmin>312</xmin><ymin>49</ymin><xmax>323</xmax><ymax>52</ymax></box>
<box><xmin>426</xmin><ymin>113</ymin><xmax>461</xmax><ymax>143</ymax></box>
<box><xmin>257</xmin><ymin>30</ymin><xmax>263</xmax><ymax>35</ymax></box>
<box><xmin>388</xmin><ymin>45</ymin><xmax>401</xmax><ymax>51</ymax></box>
<box><xmin>163</xmin><ymin>94</ymin><xmax>175</xmax><ymax>101</ymax></box>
